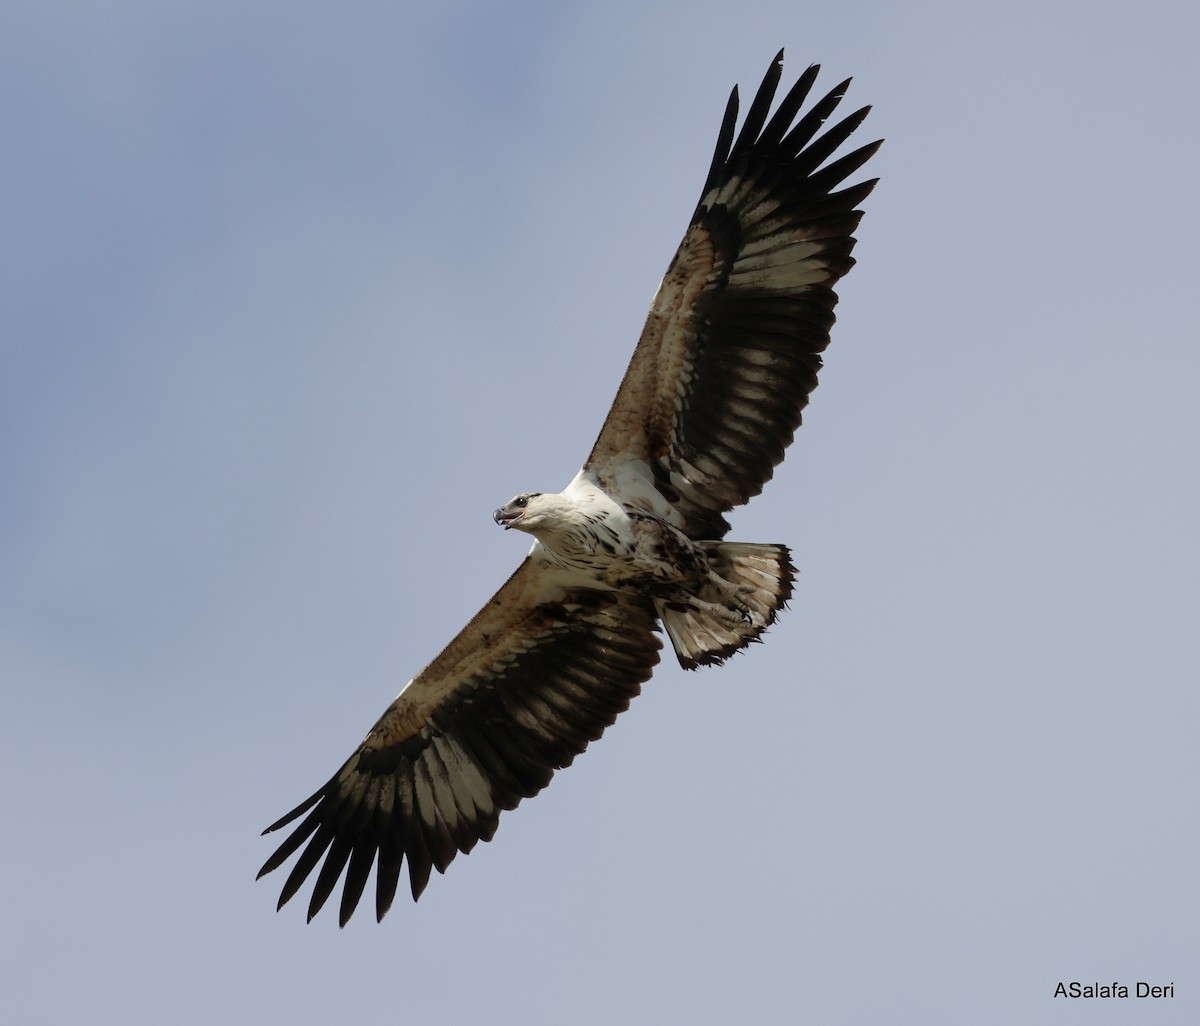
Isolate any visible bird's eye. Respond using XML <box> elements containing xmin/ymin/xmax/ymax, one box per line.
<box><xmin>515</xmin><ymin>496</ymin><xmax>527</xmax><ymax>508</ymax></box>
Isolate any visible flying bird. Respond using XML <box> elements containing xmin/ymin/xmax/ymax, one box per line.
<box><xmin>259</xmin><ymin>51</ymin><xmax>879</xmax><ymax>925</ymax></box>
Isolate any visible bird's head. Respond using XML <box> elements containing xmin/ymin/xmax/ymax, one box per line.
<box><xmin>492</xmin><ymin>492</ymin><xmax>550</xmax><ymax>533</ymax></box>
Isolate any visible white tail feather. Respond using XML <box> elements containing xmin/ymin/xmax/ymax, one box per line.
<box><xmin>656</xmin><ymin>542</ymin><xmax>795</xmax><ymax>669</ymax></box>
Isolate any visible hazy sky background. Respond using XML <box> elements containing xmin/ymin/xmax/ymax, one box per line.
<box><xmin>3</xmin><ymin>2</ymin><xmax>1197</xmax><ymax>1023</ymax></box>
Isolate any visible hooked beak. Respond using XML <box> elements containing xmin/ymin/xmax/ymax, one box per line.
<box><xmin>493</xmin><ymin>506</ymin><xmax>522</xmax><ymax>530</ymax></box>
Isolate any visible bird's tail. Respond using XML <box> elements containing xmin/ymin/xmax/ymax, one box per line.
<box><xmin>655</xmin><ymin>542</ymin><xmax>795</xmax><ymax>670</ymax></box>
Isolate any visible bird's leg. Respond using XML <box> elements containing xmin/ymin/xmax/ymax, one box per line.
<box><xmin>700</xmin><ymin>570</ymin><xmax>759</xmax><ymax>626</ymax></box>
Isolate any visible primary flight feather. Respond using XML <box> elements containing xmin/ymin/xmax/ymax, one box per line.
<box><xmin>259</xmin><ymin>51</ymin><xmax>880</xmax><ymax>925</ymax></box>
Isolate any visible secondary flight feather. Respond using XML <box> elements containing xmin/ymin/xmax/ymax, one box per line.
<box><xmin>259</xmin><ymin>51</ymin><xmax>880</xmax><ymax>925</ymax></box>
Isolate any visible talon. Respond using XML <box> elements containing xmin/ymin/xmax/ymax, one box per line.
<box><xmin>716</xmin><ymin>603</ymin><xmax>754</xmax><ymax>628</ymax></box>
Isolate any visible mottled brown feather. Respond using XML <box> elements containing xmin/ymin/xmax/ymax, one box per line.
<box><xmin>587</xmin><ymin>53</ymin><xmax>880</xmax><ymax>538</ymax></box>
<box><xmin>259</xmin><ymin>560</ymin><xmax>661</xmax><ymax>924</ymax></box>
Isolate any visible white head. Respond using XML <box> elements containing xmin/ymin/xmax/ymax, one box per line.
<box><xmin>492</xmin><ymin>492</ymin><xmax>574</xmax><ymax>537</ymax></box>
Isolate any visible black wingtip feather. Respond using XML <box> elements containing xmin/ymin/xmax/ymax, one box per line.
<box><xmin>276</xmin><ymin>821</ymin><xmax>336</xmax><ymax>911</ymax></box>
<box><xmin>338</xmin><ymin>843</ymin><xmax>377</xmax><ymax>927</ymax></box>
<box><xmin>702</xmin><ymin>85</ymin><xmax>740</xmax><ymax>200</ymax></box>
<box><xmin>729</xmin><ymin>53</ymin><xmax>784</xmax><ymax>161</ymax></box>
<box><xmin>261</xmin><ymin>790</ymin><xmax>322</xmax><ymax>836</ymax></box>
<box><xmin>805</xmin><ymin>140</ymin><xmax>883</xmax><ymax>197</ymax></box>
<box><xmin>779</xmin><ymin>77</ymin><xmax>853</xmax><ymax>157</ymax></box>
<box><xmin>306</xmin><ymin>832</ymin><xmax>356</xmax><ymax>923</ymax></box>
<box><xmin>374</xmin><ymin>840</ymin><xmax>403</xmax><ymax>923</ymax></box>
<box><xmin>759</xmin><ymin>63</ymin><xmax>820</xmax><ymax>148</ymax></box>
<box><xmin>792</xmin><ymin>104</ymin><xmax>873</xmax><ymax>176</ymax></box>
<box><xmin>257</xmin><ymin>803</ymin><xmax>324</xmax><ymax>879</ymax></box>
<box><xmin>406</xmin><ymin>827</ymin><xmax>435</xmax><ymax>902</ymax></box>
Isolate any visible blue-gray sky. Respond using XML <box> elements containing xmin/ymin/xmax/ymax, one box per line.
<box><xmin>3</xmin><ymin>2</ymin><xmax>1197</xmax><ymax>1023</ymax></box>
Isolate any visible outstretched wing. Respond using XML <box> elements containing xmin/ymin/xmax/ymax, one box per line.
<box><xmin>586</xmin><ymin>51</ymin><xmax>880</xmax><ymax>538</ymax></box>
<box><xmin>258</xmin><ymin>560</ymin><xmax>661</xmax><ymax>925</ymax></box>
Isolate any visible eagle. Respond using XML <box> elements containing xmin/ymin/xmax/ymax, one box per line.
<box><xmin>258</xmin><ymin>51</ymin><xmax>879</xmax><ymax>925</ymax></box>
